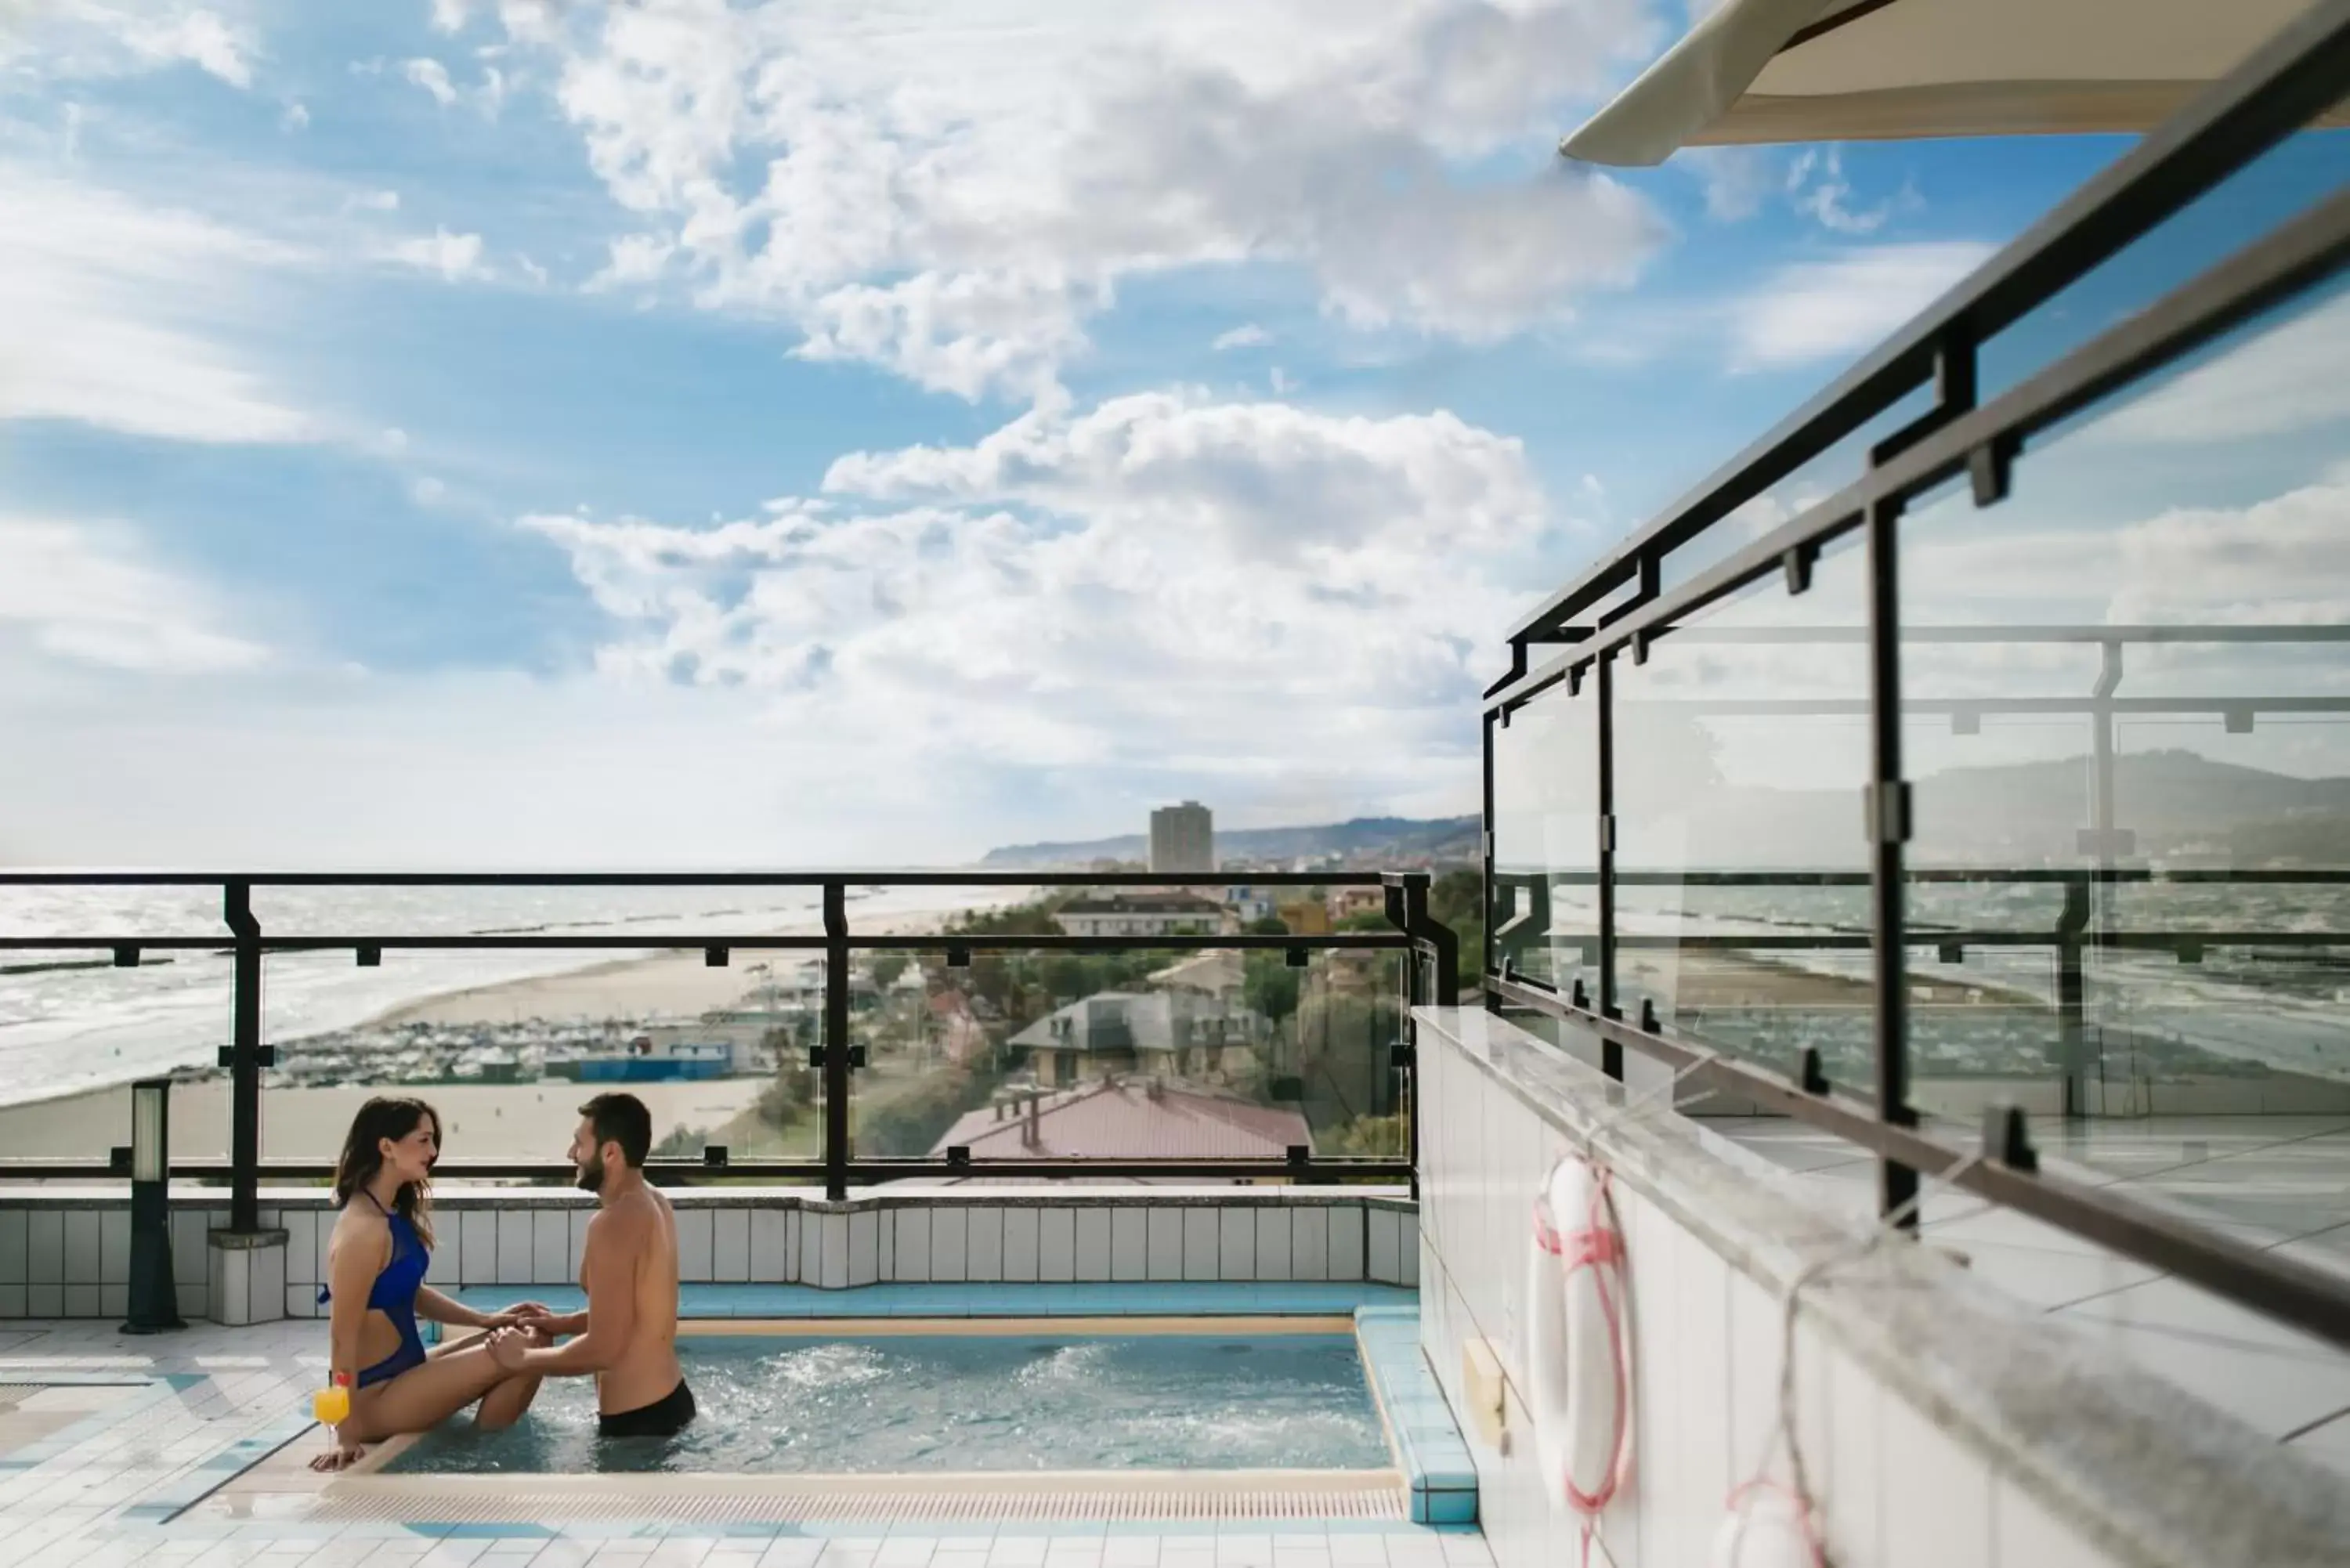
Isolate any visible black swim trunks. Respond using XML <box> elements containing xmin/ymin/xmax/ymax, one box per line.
<box><xmin>598</xmin><ymin>1378</ymin><xmax>696</xmax><ymax>1439</ymax></box>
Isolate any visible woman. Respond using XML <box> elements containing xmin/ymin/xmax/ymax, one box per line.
<box><xmin>313</xmin><ymin>1096</ymin><xmax>555</xmax><ymax>1471</ymax></box>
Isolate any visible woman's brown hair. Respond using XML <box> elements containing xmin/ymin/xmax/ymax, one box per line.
<box><xmin>331</xmin><ymin>1096</ymin><xmax>441</xmax><ymax>1249</ymax></box>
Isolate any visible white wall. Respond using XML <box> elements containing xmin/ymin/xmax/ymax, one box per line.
<box><xmin>1414</xmin><ymin>1006</ymin><xmax>2348</xmax><ymax>1568</ymax></box>
<box><xmin>0</xmin><ymin>1187</ymin><xmax>1415</xmax><ymax>1322</ymax></box>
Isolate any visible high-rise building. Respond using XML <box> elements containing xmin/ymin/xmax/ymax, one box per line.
<box><xmin>1148</xmin><ymin>800</ymin><xmax>1214</xmax><ymax>874</ymax></box>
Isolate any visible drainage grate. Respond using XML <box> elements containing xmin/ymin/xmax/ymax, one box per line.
<box><xmin>314</xmin><ymin>1485</ymin><xmax>1406</xmax><ymax>1525</ymax></box>
<box><xmin>0</xmin><ymin>1386</ymin><xmax>43</xmax><ymax>1410</ymax></box>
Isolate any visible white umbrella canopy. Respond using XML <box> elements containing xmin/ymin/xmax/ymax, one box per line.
<box><xmin>1562</xmin><ymin>0</ymin><xmax>2347</xmax><ymax>166</ymax></box>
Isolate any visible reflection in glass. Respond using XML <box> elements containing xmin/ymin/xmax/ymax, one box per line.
<box><xmin>1900</xmin><ymin>275</ymin><xmax>2350</xmax><ymax>1215</ymax></box>
<box><xmin>1610</xmin><ymin>534</ymin><xmax>1875</xmax><ymax>1086</ymax></box>
<box><xmin>851</xmin><ymin>928</ymin><xmax>1408</xmax><ymax>1165</ymax></box>
<box><xmin>1490</xmin><ymin>681</ymin><xmax>1600</xmax><ymax>1003</ymax></box>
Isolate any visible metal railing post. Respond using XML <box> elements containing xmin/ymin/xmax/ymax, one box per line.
<box><xmin>822</xmin><ymin>880</ymin><xmax>851</xmax><ymax>1201</ymax></box>
<box><xmin>223</xmin><ymin>880</ymin><xmax>264</xmax><ymax>1233</ymax></box>
<box><xmin>1865</xmin><ymin>496</ymin><xmax>1919</xmax><ymax>1225</ymax></box>
<box><xmin>2056</xmin><ymin>873</ymin><xmax>2091</xmax><ymax>1118</ymax></box>
<box><xmin>1596</xmin><ymin>652</ymin><xmax>1624</xmax><ymax>1079</ymax></box>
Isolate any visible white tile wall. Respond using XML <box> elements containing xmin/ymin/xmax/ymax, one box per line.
<box><xmin>819</xmin><ymin>1212</ymin><xmax>850</xmax><ymax>1288</ymax></box>
<box><xmin>1219</xmin><ymin>1208</ymin><xmax>1255</xmax><ymax>1281</ymax></box>
<box><xmin>1181</xmin><ymin>1208</ymin><xmax>1219</xmax><ymax>1281</ymax></box>
<box><xmin>675</xmin><ymin>1205</ymin><xmax>714</xmax><ymax>1283</ymax></box>
<box><xmin>1083</xmin><ymin>1208</ymin><xmax>1119</xmax><ymax>1281</ymax></box>
<box><xmin>848</xmin><ymin>1209</ymin><xmax>879</xmax><ymax>1288</ymax></box>
<box><xmin>458</xmin><ymin>1209</ymin><xmax>498</xmax><ymax>1286</ymax></box>
<box><xmin>967</xmin><ymin>1208</ymin><xmax>1005</xmax><ymax>1282</ymax></box>
<box><xmin>1038</xmin><ymin>1208</ymin><xmax>1076</xmax><ymax>1282</ymax></box>
<box><xmin>895</xmin><ymin>1208</ymin><xmax>933</xmax><ymax>1283</ymax></box>
<box><xmin>0</xmin><ymin>1192</ymin><xmax>1413</xmax><ymax>1314</ymax></box>
<box><xmin>931</xmin><ymin>1205</ymin><xmax>969</xmax><ymax>1281</ymax></box>
<box><xmin>1003</xmin><ymin>1208</ymin><xmax>1040</xmax><ymax>1283</ymax></box>
<box><xmin>533</xmin><ymin>1209</ymin><xmax>573</xmax><ymax>1284</ymax></box>
<box><xmin>1413</xmin><ymin>1020</ymin><xmax>2134</xmax><ymax>1568</ymax></box>
<box><xmin>495</xmin><ymin>1207</ymin><xmax>534</xmax><ymax>1284</ymax></box>
<box><xmin>713</xmin><ymin>1209</ymin><xmax>751</xmax><ymax>1283</ymax></box>
<box><xmin>1254</xmin><ymin>1207</ymin><xmax>1291</xmax><ymax>1281</ymax></box>
<box><xmin>752</xmin><ymin>1208</ymin><xmax>794</xmax><ymax>1282</ymax></box>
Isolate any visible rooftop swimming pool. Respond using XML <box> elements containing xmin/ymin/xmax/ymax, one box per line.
<box><xmin>385</xmin><ymin>1330</ymin><xmax>1390</xmax><ymax>1475</ymax></box>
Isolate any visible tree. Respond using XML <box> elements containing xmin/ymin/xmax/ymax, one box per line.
<box><xmin>870</xmin><ymin>953</ymin><xmax>909</xmax><ymax>992</ymax></box>
<box><xmin>1243</xmin><ymin>952</ymin><xmax>1302</xmax><ymax>1040</ymax></box>
<box><xmin>1245</xmin><ymin>916</ymin><xmax>1290</xmax><ymax>936</ymax></box>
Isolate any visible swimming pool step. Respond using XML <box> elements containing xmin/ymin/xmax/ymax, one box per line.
<box><xmin>307</xmin><ymin>1476</ymin><xmax>1408</xmax><ymax>1525</ymax></box>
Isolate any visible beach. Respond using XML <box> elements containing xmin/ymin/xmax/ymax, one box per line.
<box><xmin>0</xmin><ymin>893</ymin><xmax>1018</xmax><ymax>1165</ymax></box>
<box><xmin>0</xmin><ymin>1077</ymin><xmax>771</xmax><ymax>1165</ymax></box>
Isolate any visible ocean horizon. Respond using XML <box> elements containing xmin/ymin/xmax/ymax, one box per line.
<box><xmin>0</xmin><ymin>882</ymin><xmax>1024</xmax><ymax>1107</ymax></box>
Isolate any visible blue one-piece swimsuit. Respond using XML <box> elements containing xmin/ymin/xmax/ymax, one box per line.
<box><xmin>317</xmin><ymin>1192</ymin><xmax>431</xmax><ymax>1388</ymax></box>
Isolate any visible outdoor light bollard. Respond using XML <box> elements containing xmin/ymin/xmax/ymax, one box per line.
<box><xmin>121</xmin><ymin>1077</ymin><xmax>187</xmax><ymax>1335</ymax></box>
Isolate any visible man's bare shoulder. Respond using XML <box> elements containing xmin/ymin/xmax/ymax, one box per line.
<box><xmin>585</xmin><ymin>1190</ymin><xmax>663</xmax><ymax>1240</ymax></box>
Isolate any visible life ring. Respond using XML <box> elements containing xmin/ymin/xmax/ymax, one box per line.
<box><xmin>1526</xmin><ymin>1152</ymin><xmax>1632</xmax><ymax>1517</ymax></box>
<box><xmin>1711</xmin><ymin>1480</ymin><xmax>1824</xmax><ymax>1567</ymax></box>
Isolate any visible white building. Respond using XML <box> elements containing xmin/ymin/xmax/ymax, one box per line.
<box><xmin>1148</xmin><ymin>800</ymin><xmax>1214</xmax><ymax>873</ymax></box>
<box><xmin>1055</xmin><ymin>891</ymin><xmax>1227</xmax><ymax>938</ymax></box>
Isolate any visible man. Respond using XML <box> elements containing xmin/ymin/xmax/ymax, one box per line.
<box><xmin>488</xmin><ymin>1093</ymin><xmax>693</xmax><ymax>1437</ymax></box>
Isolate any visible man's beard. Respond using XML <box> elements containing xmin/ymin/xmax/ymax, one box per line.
<box><xmin>575</xmin><ymin>1151</ymin><xmax>606</xmax><ymax>1193</ymax></box>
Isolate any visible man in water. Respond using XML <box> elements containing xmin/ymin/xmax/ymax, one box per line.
<box><xmin>488</xmin><ymin>1093</ymin><xmax>694</xmax><ymax>1436</ymax></box>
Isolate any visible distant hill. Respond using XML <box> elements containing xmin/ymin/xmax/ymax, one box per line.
<box><xmin>1581</xmin><ymin>749</ymin><xmax>2350</xmax><ymax>869</ymax></box>
<box><xmin>981</xmin><ymin>814</ymin><xmax>1480</xmax><ymax>870</ymax></box>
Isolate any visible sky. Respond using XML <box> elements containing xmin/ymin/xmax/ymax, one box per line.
<box><xmin>0</xmin><ymin>0</ymin><xmax>2322</xmax><ymax>869</ymax></box>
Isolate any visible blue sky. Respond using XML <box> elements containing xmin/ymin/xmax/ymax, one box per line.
<box><xmin>0</xmin><ymin>2</ymin><xmax>2332</xmax><ymax>868</ymax></box>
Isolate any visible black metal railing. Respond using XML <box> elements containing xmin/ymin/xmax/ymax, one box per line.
<box><xmin>1481</xmin><ymin>4</ymin><xmax>2350</xmax><ymax>1353</ymax></box>
<box><xmin>0</xmin><ymin>871</ymin><xmax>1458</xmax><ymax>1216</ymax></box>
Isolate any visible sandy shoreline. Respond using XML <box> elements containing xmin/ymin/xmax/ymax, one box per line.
<box><xmin>0</xmin><ymin>1077</ymin><xmax>775</xmax><ymax>1165</ymax></box>
<box><xmin>0</xmin><ymin>895</ymin><xmax>1023</xmax><ymax>1159</ymax></box>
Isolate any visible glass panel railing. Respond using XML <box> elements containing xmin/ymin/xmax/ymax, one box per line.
<box><xmin>1609</xmin><ymin>531</ymin><xmax>1876</xmax><ymax>1090</ymax></box>
<box><xmin>1900</xmin><ymin>269</ymin><xmax>2350</xmax><ymax>1227</ymax></box>
<box><xmin>1491</xmin><ymin>675</ymin><xmax>1600</xmax><ymax>1003</ymax></box>
<box><xmin>848</xmin><ymin>938</ymin><xmax>1409</xmax><ymax>1169</ymax></box>
<box><xmin>261</xmin><ymin>947</ymin><xmax>815</xmax><ymax>1170</ymax></box>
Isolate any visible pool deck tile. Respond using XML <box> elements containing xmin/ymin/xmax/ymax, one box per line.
<box><xmin>1353</xmin><ymin>1308</ymin><xmax>1476</xmax><ymax>1528</ymax></box>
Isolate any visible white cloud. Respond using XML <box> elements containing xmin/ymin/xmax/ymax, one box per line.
<box><xmin>347</xmin><ymin>188</ymin><xmax>401</xmax><ymax>212</ymax></box>
<box><xmin>1784</xmin><ymin>149</ymin><xmax>1906</xmax><ymax>236</ymax></box>
<box><xmin>1212</xmin><ymin>324</ymin><xmax>1271</xmax><ymax>352</ymax></box>
<box><xmin>2088</xmin><ymin>290</ymin><xmax>2350</xmax><ymax>447</ymax></box>
<box><xmin>0</xmin><ymin>168</ymin><xmax>315</xmax><ymax>443</ymax></box>
<box><xmin>1681</xmin><ymin>145</ymin><xmax>1773</xmax><ymax>222</ymax></box>
<box><xmin>514</xmin><ymin>390</ymin><xmax>1571</xmax><ymax>826</ymax></box>
<box><xmin>792</xmin><ymin>272</ymin><xmax>1097</xmax><ymax>402</ymax></box>
<box><xmin>432</xmin><ymin>0</ymin><xmax>474</xmax><ymax>32</ymax></box>
<box><xmin>0</xmin><ymin>4</ymin><xmax>258</xmax><ymax>89</ymax></box>
<box><xmin>490</xmin><ymin>0</ymin><xmax>1665</xmax><ymax>399</ymax></box>
<box><xmin>404</xmin><ymin>56</ymin><xmax>459</xmax><ymax>106</ymax></box>
<box><xmin>516</xmin><ymin>253</ymin><xmax>551</xmax><ymax>286</ymax></box>
<box><xmin>586</xmin><ymin>233</ymin><xmax>675</xmax><ymax>291</ymax></box>
<box><xmin>280</xmin><ymin>100</ymin><xmax>310</xmax><ymax>131</ymax></box>
<box><xmin>1734</xmin><ymin>243</ymin><xmax>1994</xmax><ymax>369</ymax></box>
<box><xmin>385</xmin><ymin>226</ymin><xmax>489</xmax><ymax>282</ymax></box>
<box><xmin>0</xmin><ymin>515</ymin><xmax>266</xmax><ymax>673</ymax></box>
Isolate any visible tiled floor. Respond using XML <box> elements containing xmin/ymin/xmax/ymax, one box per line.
<box><xmin>1709</xmin><ymin>1113</ymin><xmax>2350</xmax><ymax>1470</ymax></box>
<box><xmin>0</xmin><ymin>1320</ymin><xmax>1499</xmax><ymax>1568</ymax></box>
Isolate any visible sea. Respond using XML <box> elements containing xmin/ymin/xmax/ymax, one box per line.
<box><xmin>0</xmin><ymin>880</ymin><xmax>1021</xmax><ymax>1109</ymax></box>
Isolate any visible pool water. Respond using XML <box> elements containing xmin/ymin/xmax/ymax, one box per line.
<box><xmin>386</xmin><ymin>1334</ymin><xmax>1390</xmax><ymax>1474</ymax></box>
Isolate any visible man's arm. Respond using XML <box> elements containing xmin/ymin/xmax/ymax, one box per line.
<box><xmin>415</xmin><ymin>1285</ymin><xmax>558</xmax><ymax>1333</ymax></box>
<box><xmin>495</xmin><ymin>1211</ymin><xmax>636</xmax><ymax>1377</ymax></box>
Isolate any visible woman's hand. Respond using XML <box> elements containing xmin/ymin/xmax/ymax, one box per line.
<box><xmin>484</xmin><ymin>1301</ymin><xmax>555</xmax><ymax>1330</ymax></box>
<box><xmin>309</xmin><ymin>1435</ymin><xmax>366</xmax><ymax>1472</ymax></box>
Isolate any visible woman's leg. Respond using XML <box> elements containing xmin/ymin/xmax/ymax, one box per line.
<box><xmin>473</xmin><ymin>1326</ymin><xmax>550</xmax><ymax>1431</ymax></box>
<box><xmin>344</xmin><ymin>1340</ymin><xmax>538</xmax><ymax>1443</ymax></box>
